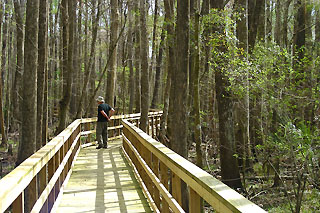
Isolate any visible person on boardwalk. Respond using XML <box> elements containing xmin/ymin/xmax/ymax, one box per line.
<box><xmin>96</xmin><ymin>96</ymin><xmax>115</xmax><ymax>149</ymax></box>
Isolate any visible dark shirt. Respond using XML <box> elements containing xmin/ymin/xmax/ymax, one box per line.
<box><xmin>97</xmin><ymin>103</ymin><xmax>112</xmax><ymax>122</ymax></box>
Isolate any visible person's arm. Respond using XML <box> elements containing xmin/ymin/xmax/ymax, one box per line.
<box><xmin>109</xmin><ymin>108</ymin><xmax>115</xmax><ymax>118</ymax></box>
<box><xmin>100</xmin><ymin>110</ymin><xmax>110</xmax><ymax>121</ymax></box>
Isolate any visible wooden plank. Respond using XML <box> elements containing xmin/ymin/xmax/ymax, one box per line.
<box><xmin>160</xmin><ymin>161</ymin><xmax>169</xmax><ymax>213</ymax></box>
<box><xmin>189</xmin><ymin>187</ymin><xmax>201</xmax><ymax>213</ymax></box>
<box><xmin>12</xmin><ymin>193</ymin><xmax>24</xmax><ymax>213</ymax></box>
<box><xmin>172</xmin><ymin>173</ymin><xmax>182</xmax><ymax>206</ymax></box>
<box><xmin>57</xmin><ymin>140</ymin><xmax>152</xmax><ymax>213</ymax></box>
<box><xmin>123</xmin><ymin>135</ymin><xmax>184</xmax><ymax>213</ymax></box>
<box><xmin>152</xmin><ymin>154</ymin><xmax>161</xmax><ymax>210</ymax></box>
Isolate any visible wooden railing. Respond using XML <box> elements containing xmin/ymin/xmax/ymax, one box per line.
<box><xmin>0</xmin><ymin>120</ymin><xmax>81</xmax><ymax>213</ymax></box>
<box><xmin>0</xmin><ymin>112</ymin><xmax>161</xmax><ymax>213</ymax></box>
<box><xmin>121</xmin><ymin>118</ymin><xmax>267</xmax><ymax>213</ymax></box>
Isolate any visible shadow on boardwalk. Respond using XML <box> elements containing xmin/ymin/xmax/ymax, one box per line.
<box><xmin>57</xmin><ymin>139</ymin><xmax>152</xmax><ymax>213</ymax></box>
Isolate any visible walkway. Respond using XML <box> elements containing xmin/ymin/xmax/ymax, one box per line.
<box><xmin>56</xmin><ymin>139</ymin><xmax>152</xmax><ymax>213</ymax></box>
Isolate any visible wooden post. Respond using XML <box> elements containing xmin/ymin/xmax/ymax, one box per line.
<box><xmin>152</xmin><ymin>154</ymin><xmax>160</xmax><ymax>210</ymax></box>
<box><xmin>86</xmin><ymin>123</ymin><xmax>91</xmax><ymax>143</ymax></box>
<box><xmin>151</xmin><ymin>116</ymin><xmax>155</xmax><ymax>138</ymax></box>
<box><xmin>12</xmin><ymin>193</ymin><xmax>24</xmax><ymax>213</ymax></box>
<box><xmin>189</xmin><ymin>187</ymin><xmax>201</xmax><ymax>213</ymax></box>
<box><xmin>25</xmin><ymin>176</ymin><xmax>37</xmax><ymax>212</ymax></box>
<box><xmin>172</xmin><ymin>172</ymin><xmax>182</xmax><ymax>206</ymax></box>
<box><xmin>160</xmin><ymin>161</ymin><xmax>169</xmax><ymax>213</ymax></box>
<box><xmin>39</xmin><ymin>165</ymin><xmax>47</xmax><ymax>211</ymax></box>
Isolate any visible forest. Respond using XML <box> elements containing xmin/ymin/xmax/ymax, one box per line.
<box><xmin>0</xmin><ymin>0</ymin><xmax>319</xmax><ymax>212</ymax></box>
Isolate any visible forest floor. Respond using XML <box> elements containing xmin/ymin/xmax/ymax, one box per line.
<box><xmin>0</xmin><ymin>133</ymin><xmax>19</xmax><ymax>179</ymax></box>
<box><xmin>188</xmin><ymin>142</ymin><xmax>320</xmax><ymax>213</ymax></box>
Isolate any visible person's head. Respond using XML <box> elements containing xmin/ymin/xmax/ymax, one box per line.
<box><xmin>96</xmin><ymin>96</ymin><xmax>105</xmax><ymax>104</ymax></box>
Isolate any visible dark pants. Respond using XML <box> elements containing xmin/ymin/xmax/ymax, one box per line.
<box><xmin>96</xmin><ymin>122</ymin><xmax>108</xmax><ymax>146</ymax></box>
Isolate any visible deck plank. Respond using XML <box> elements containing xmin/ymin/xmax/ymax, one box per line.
<box><xmin>57</xmin><ymin>139</ymin><xmax>152</xmax><ymax>213</ymax></box>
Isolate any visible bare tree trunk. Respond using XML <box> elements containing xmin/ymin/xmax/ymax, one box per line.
<box><xmin>127</xmin><ymin>0</ymin><xmax>135</xmax><ymax>114</ymax></box>
<box><xmin>37</xmin><ymin>0</ymin><xmax>48</xmax><ymax>150</ymax></box>
<box><xmin>106</xmin><ymin>0</ymin><xmax>119</xmax><ymax>107</ymax></box>
<box><xmin>164</xmin><ymin>0</ymin><xmax>175</xmax><ymax>147</ymax></box>
<box><xmin>56</xmin><ymin>0</ymin><xmax>75</xmax><ymax>133</ymax></box>
<box><xmin>0</xmin><ymin>1</ymin><xmax>8</xmax><ymax>148</ymax></box>
<box><xmin>151</xmin><ymin>26</ymin><xmax>165</xmax><ymax>109</ymax></box>
<box><xmin>12</xmin><ymin>0</ymin><xmax>24</xmax><ymax>133</ymax></box>
<box><xmin>148</xmin><ymin>0</ymin><xmax>158</xmax><ymax>98</ymax></box>
<box><xmin>172</xmin><ymin>0</ymin><xmax>190</xmax><ymax>211</ymax></box>
<box><xmin>16</xmin><ymin>0</ymin><xmax>39</xmax><ymax>211</ymax></box>
<box><xmin>139</xmin><ymin>0</ymin><xmax>149</xmax><ymax>132</ymax></box>
<box><xmin>134</xmin><ymin>0</ymin><xmax>141</xmax><ymax>112</ymax></box>
<box><xmin>191</xmin><ymin>0</ymin><xmax>202</xmax><ymax>168</ymax></box>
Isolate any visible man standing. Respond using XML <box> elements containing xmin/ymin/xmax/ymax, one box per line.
<box><xmin>96</xmin><ymin>96</ymin><xmax>115</xmax><ymax>149</ymax></box>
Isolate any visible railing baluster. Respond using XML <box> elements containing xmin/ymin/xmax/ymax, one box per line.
<box><xmin>189</xmin><ymin>187</ymin><xmax>201</xmax><ymax>213</ymax></box>
<box><xmin>152</xmin><ymin>154</ymin><xmax>160</xmax><ymax>210</ymax></box>
<box><xmin>160</xmin><ymin>161</ymin><xmax>169</xmax><ymax>213</ymax></box>
<box><xmin>12</xmin><ymin>193</ymin><xmax>24</xmax><ymax>213</ymax></box>
<box><xmin>172</xmin><ymin>173</ymin><xmax>182</xmax><ymax>207</ymax></box>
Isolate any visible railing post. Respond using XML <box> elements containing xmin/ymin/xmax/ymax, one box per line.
<box><xmin>12</xmin><ymin>193</ymin><xmax>24</xmax><ymax>213</ymax></box>
<box><xmin>39</xmin><ymin>165</ymin><xmax>48</xmax><ymax>212</ymax></box>
<box><xmin>152</xmin><ymin>154</ymin><xmax>160</xmax><ymax>210</ymax></box>
<box><xmin>160</xmin><ymin>161</ymin><xmax>169</xmax><ymax>213</ymax></box>
<box><xmin>189</xmin><ymin>187</ymin><xmax>201</xmax><ymax>213</ymax></box>
<box><xmin>85</xmin><ymin>123</ymin><xmax>91</xmax><ymax>143</ymax></box>
<box><xmin>151</xmin><ymin>116</ymin><xmax>155</xmax><ymax>138</ymax></box>
<box><xmin>48</xmin><ymin>154</ymin><xmax>55</xmax><ymax>211</ymax></box>
<box><xmin>25</xmin><ymin>176</ymin><xmax>37</xmax><ymax>212</ymax></box>
<box><xmin>172</xmin><ymin>173</ymin><xmax>182</xmax><ymax>206</ymax></box>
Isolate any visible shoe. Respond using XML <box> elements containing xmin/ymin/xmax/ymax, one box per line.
<box><xmin>103</xmin><ymin>144</ymin><xmax>108</xmax><ymax>149</ymax></box>
<box><xmin>96</xmin><ymin>145</ymin><xmax>103</xmax><ymax>149</ymax></box>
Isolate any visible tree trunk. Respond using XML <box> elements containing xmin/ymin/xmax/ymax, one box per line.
<box><xmin>191</xmin><ymin>0</ymin><xmax>202</xmax><ymax>168</ymax></box>
<box><xmin>274</xmin><ymin>0</ymin><xmax>282</xmax><ymax>45</ymax></box>
<box><xmin>56</xmin><ymin>0</ymin><xmax>75</xmax><ymax>133</ymax></box>
<box><xmin>134</xmin><ymin>0</ymin><xmax>141</xmax><ymax>112</ymax></box>
<box><xmin>37</xmin><ymin>0</ymin><xmax>48</xmax><ymax>150</ymax></box>
<box><xmin>164</xmin><ymin>0</ymin><xmax>175</xmax><ymax>147</ymax></box>
<box><xmin>151</xmin><ymin>27</ymin><xmax>165</xmax><ymax>109</ymax></box>
<box><xmin>0</xmin><ymin>0</ymin><xmax>8</xmax><ymax>149</ymax></box>
<box><xmin>106</xmin><ymin>0</ymin><xmax>119</xmax><ymax>107</ymax></box>
<box><xmin>127</xmin><ymin>0</ymin><xmax>135</xmax><ymax>114</ymax></box>
<box><xmin>212</xmin><ymin>0</ymin><xmax>243</xmax><ymax>189</ymax></box>
<box><xmin>12</xmin><ymin>0</ymin><xmax>24</xmax><ymax>133</ymax></box>
<box><xmin>139</xmin><ymin>0</ymin><xmax>149</xmax><ymax>132</ymax></box>
<box><xmin>172</xmin><ymin>0</ymin><xmax>190</xmax><ymax>211</ymax></box>
<box><xmin>148</xmin><ymin>0</ymin><xmax>158</xmax><ymax>100</ymax></box>
<box><xmin>16</xmin><ymin>0</ymin><xmax>39</xmax><ymax>211</ymax></box>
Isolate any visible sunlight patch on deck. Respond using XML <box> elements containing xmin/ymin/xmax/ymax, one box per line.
<box><xmin>57</xmin><ymin>139</ymin><xmax>152</xmax><ymax>213</ymax></box>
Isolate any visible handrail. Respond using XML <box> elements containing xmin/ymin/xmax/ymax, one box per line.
<box><xmin>121</xmin><ymin>119</ymin><xmax>266</xmax><ymax>213</ymax></box>
<box><xmin>0</xmin><ymin>119</ymin><xmax>81</xmax><ymax>213</ymax></box>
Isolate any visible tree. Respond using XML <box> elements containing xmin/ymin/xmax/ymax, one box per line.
<box><xmin>134</xmin><ymin>0</ymin><xmax>141</xmax><ymax>112</ymax></box>
<box><xmin>0</xmin><ymin>0</ymin><xmax>8</xmax><ymax>149</ymax></box>
<box><xmin>139</xmin><ymin>0</ymin><xmax>149</xmax><ymax>132</ymax></box>
<box><xmin>106</xmin><ymin>0</ymin><xmax>119</xmax><ymax>107</ymax></box>
<box><xmin>37</xmin><ymin>0</ymin><xmax>48</xmax><ymax>150</ymax></box>
<box><xmin>212</xmin><ymin>0</ymin><xmax>243</xmax><ymax>189</ymax></box>
<box><xmin>171</xmin><ymin>0</ymin><xmax>190</xmax><ymax>210</ymax></box>
<box><xmin>56</xmin><ymin>0</ymin><xmax>75</xmax><ymax>133</ymax></box>
<box><xmin>16</xmin><ymin>0</ymin><xmax>39</xmax><ymax>211</ymax></box>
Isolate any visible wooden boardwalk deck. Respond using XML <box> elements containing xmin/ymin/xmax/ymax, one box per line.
<box><xmin>56</xmin><ymin>139</ymin><xmax>152</xmax><ymax>213</ymax></box>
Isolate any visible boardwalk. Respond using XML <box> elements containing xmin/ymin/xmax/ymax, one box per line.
<box><xmin>56</xmin><ymin>139</ymin><xmax>152</xmax><ymax>213</ymax></box>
